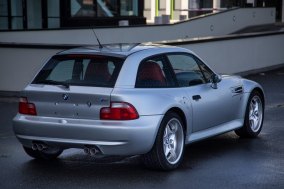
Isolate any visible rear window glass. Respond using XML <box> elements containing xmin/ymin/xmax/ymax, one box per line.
<box><xmin>33</xmin><ymin>55</ymin><xmax>124</xmax><ymax>88</ymax></box>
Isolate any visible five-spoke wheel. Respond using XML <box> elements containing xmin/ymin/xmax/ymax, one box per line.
<box><xmin>163</xmin><ymin>118</ymin><xmax>184</xmax><ymax>165</ymax></box>
<box><xmin>142</xmin><ymin>111</ymin><xmax>185</xmax><ymax>170</ymax></box>
<box><xmin>248</xmin><ymin>95</ymin><xmax>263</xmax><ymax>132</ymax></box>
<box><xmin>235</xmin><ymin>90</ymin><xmax>264</xmax><ymax>138</ymax></box>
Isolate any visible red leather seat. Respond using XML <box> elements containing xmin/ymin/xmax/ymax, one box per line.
<box><xmin>137</xmin><ymin>61</ymin><xmax>166</xmax><ymax>86</ymax></box>
<box><xmin>84</xmin><ymin>61</ymin><xmax>111</xmax><ymax>82</ymax></box>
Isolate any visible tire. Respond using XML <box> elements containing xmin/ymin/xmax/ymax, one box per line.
<box><xmin>235</xmin><ymin>90</ymin><xmax>264</xmax><ymax>138</ymax></box>
<box><xmin>142</xmin><ymin>111</ymin><xmax>185</xmax><ymax>171</ymax></box>
<box><xmin>23</xmin><ymin>146</ymin><xmax>63</xmax><ymax>160</ymax></box>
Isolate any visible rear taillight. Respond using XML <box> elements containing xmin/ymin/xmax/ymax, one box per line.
<box><xmin>100</xmin><ymin>102</ymin><xmax>139</xmax><ymax>120</ymax></box>
<box><xmin>19</xmin><ymin>97</ymin><xmax>37</xmax><ymax>116</ymax></box>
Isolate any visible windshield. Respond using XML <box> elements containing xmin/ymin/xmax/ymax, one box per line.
<box><xmin>33</xmin><ymin>54</ymin><xmax>124</xmax><ymax>88</ymax></box>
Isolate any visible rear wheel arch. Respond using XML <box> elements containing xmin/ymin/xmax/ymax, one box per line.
<box><xmin>142</xmin><ymin>110</ymin><xmax>186</xmax><ymax>170</ymax></box>
<box><xmin>166</xmin><ymin>107</ymin><xmax>187</xmax><ymax>134</ymax></box>
<box><xmin>252</xmin><ymin>87</ymin><xmax>265</xmax><ymax>106</ymax></box>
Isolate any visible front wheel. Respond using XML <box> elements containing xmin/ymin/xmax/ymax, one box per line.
<box><xmin>235</xmin><ymin>90</ymin><xmax>264</xmax><ymax>138</ymax></box>
<box><xmin>142</xmin><ymin>112</ymin><xmax>185</xmax><ymax>170</ymax></box>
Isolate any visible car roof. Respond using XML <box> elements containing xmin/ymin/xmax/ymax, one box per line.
<box><xmin>57</xmin><ymin>43</ymin><xmax>189</xmax><ymax>58</ymax></box>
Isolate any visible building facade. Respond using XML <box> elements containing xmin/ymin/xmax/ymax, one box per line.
<box><xmin>144</xmin><ymin>0</ymin><xmax>283</xmax><ymax>23</ymax></box>
<box><xmin>0</xmin><ymin>0</ymin><xmax>283</xmax><ymax>31</ymax></box>
<box><xmin>0</xmin><ymin>0</ymin><xmax>145</xmax><ymax>30</ymax></box>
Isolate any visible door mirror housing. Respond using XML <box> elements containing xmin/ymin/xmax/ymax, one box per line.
<box><xmin>211</xmin><ymin>74</ymin><xmax>222</xmax><ymax>89</ymax></box>
<box><xmin>212</xmin><ymin>74</ymin><xmax>222</xmax><ymax>83</ymax></box>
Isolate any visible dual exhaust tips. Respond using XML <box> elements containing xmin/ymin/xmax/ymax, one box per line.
<box><xmin>84</xmin><ymin>146</ymin><xmax>100</xmax><ymax>157</ymax></box>
<box><xmin>31</xmin><ymin>143</ymin><xmax>100</xmax><ymax>157</ymax></box>
<box><xmin>32</xmin><ymin>143</ymin><xmax>47</xmax><ymax>151</ymax></box>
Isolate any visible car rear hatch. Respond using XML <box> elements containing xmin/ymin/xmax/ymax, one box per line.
<box><xmin>23</xmin><ymin>86</ymin><xmax>112</xmax><ymax>120</ymax></box>
<box><xmin>23</xmin><ymin>54</ymin><xmax>124</xmax><ymax>120</ymax></box>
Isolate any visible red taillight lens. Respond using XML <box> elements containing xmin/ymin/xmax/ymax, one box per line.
<box><xmin>100</xmin><ymin>102</ymin><xmax>139</xmax><ymax>120</ymax></box>
<box><xmin>19</xmin><ymin>97</ymin><xmax>37</xmax><ymax>115</ymax></box>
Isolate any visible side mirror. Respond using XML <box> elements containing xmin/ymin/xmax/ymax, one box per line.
<box><xmin>211</xmin><ymin>74</ymin><xmax>222</xmax><ymax>89</ymax></box>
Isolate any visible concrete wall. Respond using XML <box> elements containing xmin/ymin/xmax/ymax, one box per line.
<box><xmin>1</xmin><ymin>32</ymin><xmax>284</xmax><ymax>92</ymax></box>
<box><xmin>0</xmin><ymin>48</ymin><xmax>61</xmax><ymax>92</ymax></box>
<box><xmin>0</xmin><ymin>8</ymin><xmax>275</xmax><ymax>45</ymax></box>
<box><xmin>174</xmin><ymin>33</ymin><xmax>284</xmax><ymax>74</ymax></box>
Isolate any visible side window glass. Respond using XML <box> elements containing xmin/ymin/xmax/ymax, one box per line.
<box><xmin>135</xmin><ymin>56</ymin><xmax>175</xmax><ymax>88</ymax></box>
<box><xmin>197</xmin><ymin>58</ymin><xmax>214</xmax><ymax>82</ymax></box>
<box><xmin>167</xmin><ymin>54</ymin><xmax>206</xmax><ymax>87</ymax></box>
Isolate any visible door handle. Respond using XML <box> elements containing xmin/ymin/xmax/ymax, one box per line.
<box><xmin>192</xmin><ymin>95</ymin><xmax>201</xmax><ymax>101</ymax></box>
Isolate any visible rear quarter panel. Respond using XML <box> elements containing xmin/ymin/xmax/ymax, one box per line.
<box><xmin>111</xmin><ymin>87</ymin><xmax>193</xmax><ymax>138</ymax></box>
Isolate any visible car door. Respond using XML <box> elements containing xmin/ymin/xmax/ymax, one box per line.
<box><xmin>166</xmin><ymin>53</ymin><xmax>242</xmax><ymax>132</ymax></box>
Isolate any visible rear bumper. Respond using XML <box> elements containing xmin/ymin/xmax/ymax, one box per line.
<box><xmin>13</xmin><ymin>114</ymin><xmax>162</xmax><ymax>156</ymax></box>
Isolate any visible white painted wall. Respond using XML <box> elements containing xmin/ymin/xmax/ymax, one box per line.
<box><xmin>0</xmin><ymin>8</ymin><xmax>275</xmax><ymax>45</ymax></box>
<box><xmin>1</xmin><ymin>32</ymin><xmax>284</xmax><ymax>92</ymax></box>
<box><xmin>0</xmin><ymin>48</ymin><xmax>61</xmax><ymax>92</ymax></box>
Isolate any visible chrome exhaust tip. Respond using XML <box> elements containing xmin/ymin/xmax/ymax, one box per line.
<box><xmin>32</xmin><ymin>142</ymin><xmax>47</xmax><ymax>151</ymax></box>
<box><xmin>83</xmin><ymin>147</ymin><xmax>90</xmax><ymax>155</ymax></box>
<box><xmin>84</xmin><ymin>146</ymin><xmax>100</xmax><ymax>156</ymax></box>
<box><xmin>32</xmin><ymin>143</ymin><xmax>38</xmax><ymax>151</ymax></box>
<box><xmin>90</xmin><ymin>148</ymin><xmax>98</xmax><ymax>156</ymax></box>
<box><xmin>37</xmin><ymin>144</ymin><xmax>47</xmax><ymax>151</ymax></box>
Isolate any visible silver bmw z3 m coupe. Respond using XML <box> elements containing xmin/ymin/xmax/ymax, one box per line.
<box><xmin>13</xmin><ymin>43</ymin><xmax>264</xmax><ymax>170</ymax></box>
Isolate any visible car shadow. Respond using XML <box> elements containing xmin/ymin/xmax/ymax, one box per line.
<box><xmin>180</xmin><ymin>131</ymin><xmax>265</xmax><ymax>170</ymax></box>
<box><xmin>20</xmin><ymin>132</ymin><xmax>263</xmax><ymax>175</ymax></box>
<box><xmin>15</xmin><ymin>132</ymin><xmax>267</xmax><ymax>189</ymax></box>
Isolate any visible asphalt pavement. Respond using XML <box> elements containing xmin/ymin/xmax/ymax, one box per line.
<box><xmin>0</xmin><ymin>68</ymin><xmax>284</xmax><ymax>189</ymax></box>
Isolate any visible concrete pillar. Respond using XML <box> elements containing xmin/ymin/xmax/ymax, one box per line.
<box><xmin>180</xmin><ymin>0</ymin><xmax>189</xmax><ymax>18</ymax></box>
<box><xmin>144</xmin><ymin>0</ymin><xmax>156</xmax><ymax>23</ymax></box>
<box><xmin>166</xmin><ymin>0</ymin><xmax>171</xmax><ymax>16</ymax></box>
<box><xmin>151</xmin><ymin>0</ymin><xmax>156</xmax><ymax>21</ymax></box>
<box><xmin>213</xmin><ymin>0</ymin><xmax>221</xmax><ymax>13</ymax></box>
